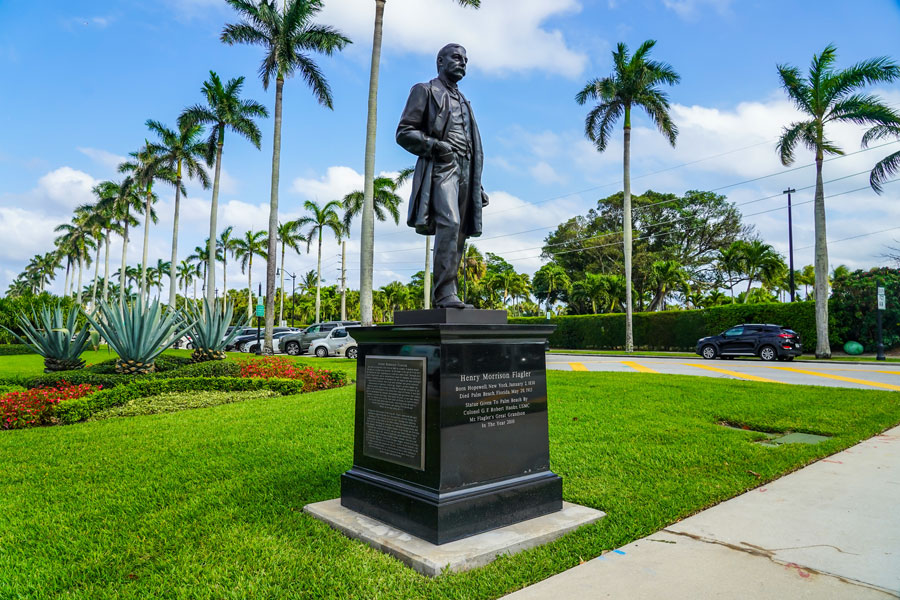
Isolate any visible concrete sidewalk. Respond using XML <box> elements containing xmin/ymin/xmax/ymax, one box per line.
<box><xmin>504</xmin><ymin>425</ymin><xmax>900</xmax><ymax>599</ymax></box>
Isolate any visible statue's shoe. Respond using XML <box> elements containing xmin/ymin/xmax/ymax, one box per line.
<box><xmin>435</xmin><ymin>296</ymin><xmax>474</xmax><ymax>309</ymax></box>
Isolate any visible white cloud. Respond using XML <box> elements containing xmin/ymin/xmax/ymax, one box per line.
<box><xmin>78</xmin><ymin>147</ymin><xmax>128</xmax><ymax>171</ymax></box>
<box><xmin>662</xmin><ymin>0</ymin><xmax>733</xmax><ymax>19</ymax></box>
<box><xmin>291</xmin><ymin>165</ymin><xmax>363</xmax><ymax>202</ymax></box>
<box><xmin>35</xmin><ymin>167</ymin><xmax>98</xmax><ymax>211</ymax></box>
<box><xmin>318</xmin><ymin>0</ymin><xmax>587</xmax><ymax>78</ymax></box>
<box><xmin>0</xmin><ymin>207</ymin><xmax>60</xmax><ymax>263</ymax></box>
<box><xmin>530</xmin><ymin>161</ymin><xmax>565</xmax><ymax>185</ymax></box>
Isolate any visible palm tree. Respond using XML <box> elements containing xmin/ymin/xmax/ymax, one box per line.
<box><xmin>571</xmin><ymin>273</ymin><xmax>608</xmax><ymax>314</ymax></box>
<box><xmin>296</xmin><ymin>199</ymin><xmax>344</xmax><ymax>323</ymax></box>
<box><xmin>357</xmin><ymin>0</ymin><xmax>481</xmax><ymax>327</ymax></box>
<box><xmin>222</xmin><ymin>0</ymin><xmax>350</xmax><ymax>351</ymax></box>
<box><xmin>177</xmin><ymin>260</ymin><xmax>195</xmax><ymax>309</ymax></box>
<box><xmin>180</xmin><ymin>71</ymin><xmax>268</xmax><ymax>307</ymax></box>
<box><xmin>217</xmin><ymin>226</ymin><xmax>238</xmax><ymax>304</ymax></box>
<box><xmin>342</xmin><ymin>175</ymin><xmax>403</xmax><ymax>232</ymax></box>
<box><xmin>864</xmin><ymin>123</ymin><xmax>900</xmax><ymax>193</ymax></box>
<box><xmin>54</xmin><ymin>220</ymin><xmax>95</xmax><ymax>306</ymax></box>
<box><xmin>92</xmin><ymin>181</ymin><xmax>126</xmax><ymax>303</ymax></box>
<box><xmin>776</xmin><ymin>44</ymin><xmax>899</xmax><ymax>358</ymax></box>
<box><xmin>576</xmin><ymin>40</ymin><xmax>680</xmax><ymax>352</ymax></box>
<box><xmin>146</xmin><ymin>119</ymin><xmax>212</xmax><ymax>308</ymax></box>
<box><xmin>532</xmin><ymin>263</ymin><xmax>571</xmax><ymax>314</ymax></box>
<box><xmin>233</xmin><ymin>230</ymin><xmax>268</xmax><ymax>319</ymax></box>
<box><xmin>118</xmin><ymin>144</ymin><xmax>177</xmax><ymax>300</ymax></box>
<box><xmin>107</xmin><ymin>179</ymin><xmax>144</xmax><ymax>302</ymax></box>
<box><xmin>647</xmin><ymin>259</ymin><xmax>688</xmax><ymax>311</ymax></box>
<box><xmin>276</xmin><ymin>220</ymin><xmax>306</xmax><ymax>325</ymax></box>
<box><xmin>77</xmin><ymin>202</ymin><xmax>107</xmax><ymax>309</ymax></box>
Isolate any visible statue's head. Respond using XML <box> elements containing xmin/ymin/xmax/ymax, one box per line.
<box><xmin>437</xmin><ymin>43</ymin><xmax>467</xmax><ymax>83</ymax></box>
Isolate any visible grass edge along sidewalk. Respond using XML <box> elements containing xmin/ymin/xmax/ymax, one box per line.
<box><xmin>1</xmin><ymin>371</ymin><xmax>899</xmax><ymax>599</ymax></box>
<box><xmin>550</xmin><ymin>348</ymin><xmax>900</xmax><ymax>363</ymax></box>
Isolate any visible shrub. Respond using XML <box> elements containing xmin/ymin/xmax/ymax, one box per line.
<box><xmin>153</xmin><ymin>360</ymin><xmax>242</xmax><ymax>378</ymax></box>
<box><xmin>236</xmin><ymin>356</ymin><xmax>347</xmax><ymax>389</ymax></box>
<box><xmin>830</xmin><ymin>267</ymin><xmax>900</xmax><ymax>350</ymax></box>
<box><xmin>88</xmin><ymin>390</ymin><xmax>279</xmax><ymax>420</ymax></box>
<box><xmin>23</xmin><ymin>372</ymin><xmax>133</xmax><ymax>390</ymax></box>
<box><xmin>0</xmin><ymin>344</ymin><xmax>35</xmax><ymax>356</ymax></box>
<box><xmin>2</xmin><ymin>382</ymin><xmax>101</xmax><ymax>429</ymax></box>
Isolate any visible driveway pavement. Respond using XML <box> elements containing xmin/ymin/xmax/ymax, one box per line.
<box><xmin>548</xmin><ymin>354</ymin><xmax>900</xmax><ymax>391</ymax></box>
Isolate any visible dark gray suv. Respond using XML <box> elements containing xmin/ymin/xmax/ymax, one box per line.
<box><xmin>282</xmin><ymin>321</ymin><xmax>360</xmax><ymax>355</ymax></box>
<box><xmin>696</xmin><ymin>323</ymin><xmax>802</xmax><ymax>361</ymax></box>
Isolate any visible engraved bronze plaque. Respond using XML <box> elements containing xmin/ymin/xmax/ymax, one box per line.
<box><xmin>363</xmin><ymin>356</ymin><xmax>426</xmax><ymax>470</ymax></box>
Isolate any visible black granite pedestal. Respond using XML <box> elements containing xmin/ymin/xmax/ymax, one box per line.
<box><xmin>340</xmin><ymin>310</ymin><xmax>562</xmax><ymax>545</ymax></box>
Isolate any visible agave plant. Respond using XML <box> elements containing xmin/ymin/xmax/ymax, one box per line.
<box><xmin>84</xmin><ymin>297</ymin><xmax>194</xmax><ymax>375</ymax></box>
<box><xmin>182</xmin><ymin>299</ymin><xmax>248</xmax><ymax>363</ymax></box>
<box><xmin>1</xmin><ymin>304</ymin><xmax>90</xmax><ymax>372</ymax></box>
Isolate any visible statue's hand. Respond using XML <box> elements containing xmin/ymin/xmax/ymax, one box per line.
<box><xmin>481</xmin><ymin>189</ymin><xmax>490</xmax><ymax>207</ymax></box>
<box><xmin>433</xmin><ymin>140</ymin><xmax>454</xmax><ymax>160</ymax></box>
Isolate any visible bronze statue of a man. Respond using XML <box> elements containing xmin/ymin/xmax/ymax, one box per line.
<box><xmin>397</xmin><ymin>43</ymin><xmax>489</xmax><ymax>309</ymax></box>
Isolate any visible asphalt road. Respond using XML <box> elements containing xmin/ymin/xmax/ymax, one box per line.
<box><xmin>547</xmin><ymin>354</ymin><xmax>900</xmax><ymax>391</ymax></box>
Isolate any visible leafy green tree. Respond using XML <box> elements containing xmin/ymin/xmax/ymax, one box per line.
<box><xmin>863</xmin><ymin>123</ymin><xmax>900</xmax><ymax>193</ymax></box>
<box><xmin>576</xmin><ymin>40</ymin><xmax>680</xmax><ymax>351</ymax></box>
<box><xmin>180</xmin><ymin>71</ymin><xmax>268</xmax><ymax>307</ymax></box>
<box><xmin>357</xmin><ymin>0</ymin><xmax>480</xmax><ymax>327</ymax></box>
<box><xmin>146</xmin><ymin>119</ymin><xmax>211</xmax><ymax>308</ymax></box>
<box><xmin>233</xmin><ymin>230</ymin><xmax>268</xmax><ymax>320</ymax></box>
<box><xmin>222</xmin><ymin>0</ymin><xmax>350</xmax><ymax>350</ymax></box>
<box><xmin>647</xmin><ymin>259</ymin><xmax>688</xmax><ymax>311</ymax></box>
<box><xmin>776</xmin><ymin>44</ymin><xmax>899</xmax><ymax>357</ymax></box>
<box><xmin>297</xmin><ymin>199</ymin><xmax>344</xmax><ymax>323</ymax></box>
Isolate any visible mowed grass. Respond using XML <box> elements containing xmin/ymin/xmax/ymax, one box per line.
<box><xmin>1</xmin><ymin>371</ymin><xmax>899</xmax><ymax>599</ymax></box>
<box><xmin>0</xmin><ymin>349</ymin><xmax>358</xmax><ymax>380</ymax></box>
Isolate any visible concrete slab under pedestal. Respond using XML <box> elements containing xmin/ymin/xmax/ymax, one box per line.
<box><xmin>303</xmin><ymin>499</ymin><xmax>604</xmax><ymax>577</ymax></box>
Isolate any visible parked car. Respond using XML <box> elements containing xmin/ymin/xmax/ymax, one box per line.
<box><xmin>696</xmin><ymin>324</ymin><xmax>802</xmax><ymax>361</ymax></box>
<box><xmin>246</xmin><ymin>330</ymin><xmax>294</xmax><ymax>354</ymax></box>
<box><xmin>228</xmin><ymin>327</ymin><xmax>295</xmax><ymax>352</ymax></box>
<box><xmin>282</xmin><ymin>321</ymin><xmax>360</xmax><ymax>356</ymax></box>
<box><xmin>309</xmin><ymin>327</ymin><xmax>358</xmax><ymax>358</ymax></box>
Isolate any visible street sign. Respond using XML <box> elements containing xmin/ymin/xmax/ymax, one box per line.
<box><xmin>256</xmin><ymin>304</ymin><xmax>265</xmax><ymax>317</ymax></box>
<box><xmin>877</xmin><ymin>286</ymin><xmax>886</xmax><ymax>311</ymax></box>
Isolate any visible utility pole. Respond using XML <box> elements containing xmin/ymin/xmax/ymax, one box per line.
<box><xmin>783</xmin><ymin>188</ymin><xmax>796</xmax><ymax>302</ymax></box>
<box><xmin>341</xmin><ymin>241</ymin><xmax>347</xmax><ymax>320</ymax></box>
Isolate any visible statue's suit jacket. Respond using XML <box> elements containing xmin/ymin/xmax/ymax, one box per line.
<box><xmin>396</xmin><ymin>77</ymin><xmax>484</xmax><ymax>237</ymax></box>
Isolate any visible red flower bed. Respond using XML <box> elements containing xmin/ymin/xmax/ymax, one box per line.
<box><xmin>2</xmin><ymin>382</ymin><xmax>101</xmax><ymax>430</ymax></box>
<box><xmin>236</xmin><ymin>356</ymin><xmax>345</xmax><ymax>391</ymax></box>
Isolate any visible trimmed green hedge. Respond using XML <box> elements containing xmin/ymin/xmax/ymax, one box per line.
<box><xmin>0</xmin><ymin>344</ymin><xmax>34</xmax><ymax>356</ymax></box>
<box><xmin>512</xmin><ymin>301</ymin><xmax>830</xmax><ymax>351</ymax></box>
<box><xmin>53</xmin><ymin>375</ymin><xmax>348</xmax><ymax>424</ymax></box>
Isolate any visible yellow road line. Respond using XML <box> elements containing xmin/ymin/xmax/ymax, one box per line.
<box><xmin>685</xmin><ymin>363</ymin><xmax>783</xmax><ymax>384</ymax></box>
<box><xmin>621</xmin><ymin>361</ymin><xmax>659</xmax><ymax>374</ymax></box>
<box><xmin>569</xmin><ymin>362</ymin><xmax>588</xmax><ymax>372</ymax></box>
<box><xmin>768</xmin><ymin>367</ymin><xmax>900</xmax><ymax>391</ymax></box>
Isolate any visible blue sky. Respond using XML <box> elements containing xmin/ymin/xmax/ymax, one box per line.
<box><xmin>2</xmin><ymin>0</ymin><xmax>900</xmax><ymax>296</ymax></box>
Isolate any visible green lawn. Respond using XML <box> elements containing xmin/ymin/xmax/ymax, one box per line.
<box><xmin>1</xmin><ymin>371</ymin><xmax>898</xmax><ymax>599</ymax></box>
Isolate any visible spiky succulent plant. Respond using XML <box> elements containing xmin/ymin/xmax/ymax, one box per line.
<box><xmin>84</xmin><ymin>297</ymin><xmax>194</xmax><ymax>375</ymax></box>
<box><xmin>1</xmin><ymin>304</ymin><xmax>91</xmax><ymax>372</ymax></box>
<box><xmin>183</xmin><ymin>299</ymin><xmax>248</xmax><ymax>362</ymax></box>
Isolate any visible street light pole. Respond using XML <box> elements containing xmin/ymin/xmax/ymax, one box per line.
<box><xmin>783</xmin><ymin>188</ymin><xmax>796</xmax><ymax>302</ymax></box>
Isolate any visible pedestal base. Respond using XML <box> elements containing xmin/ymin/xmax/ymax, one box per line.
<box><xmin>342</xmin><ymin>467</ymin><xmax>562</xmax><ymax>545</ymax></box>
<box><xmin>305</xmin><ymin>499</ymin><xmax>604</xmax><ymax>577</ymax></box>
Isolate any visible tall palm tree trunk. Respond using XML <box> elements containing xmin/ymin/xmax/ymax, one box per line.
<box><xmin>91</xmin><ymin>242</ymin><xmax>101</xmax><ymax>308</ymax></box>
<box><xmin>813</xmin><ymin>154</ymin><xmax>830</xmax><ymax>358</ymax></box>
<box><xmin>316</xmin><ymin>229</ymin><xmax>323</xmax><ymax>323</ymax></box>
<box><xmin>168</xmin><ymin>167</ymin><xmax>183</xmax><ymax>309</ymax></box>
<box><xmin>622</xmin><ymin>109</ymin><xmax>634</xmax><ymax>353</ymax></box>
<box><xmin>207</xmin><ymin>132</ymin><xmax>225</xmax><ymax>307</ymax></box>
<box><xmin>263</xmin><ymin>77</ymin><xmax>284</xmax><ymax>353</ymax></box>
<box><xmin>341</xmin><ymin>241</ymin><xmax>347</xmax><ymax>320</ymax></box>
<box><xmin>76</xmin><ymin>256</ymin><xmax>84</xmax><ymax>306</ymax></box>
<box><xmin>102</xmin><ymin>231</ymin><xmax>111</xmax><ymax>303</ymax></box>
<box><xmin>424</xmin><ymin>236</ymin><xmax>432</xmax><ymax>309</ymax></box>
<box><xmin>63</xmin><ymin>259</ymin><xmax>71</xmax><ymax>299</ymax></box>
<box><xmin>223</xmin><ymin>255</ymin><xmax>228</xmax><ymax>305</ymax></box>
<box><xmin>119</xmin><ymin>220</ymin><xmax>129</xmax><ymax>302</ymax></box>
<box><xmin>280</xmin><ymin>240</ymin><xmax>287</xmax><ymax>325</ymax></box>
<box><xmin>247</xmin><ymin>257</ymin><xmax>253</xmax><ymax>321</ymax></box>
<box><xmin>140</xmin><ymin>186</ymin><xmax>152</xmax><ymax>300</ymax></box>
<box><xmin>359</xmin><ymin>0</ymin><xmax>386</xmax><ymax>327</ymax></box>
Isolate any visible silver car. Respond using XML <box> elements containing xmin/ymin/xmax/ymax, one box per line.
<box><xmin>309</xmin><ymin>327</ymin><xmax>357</xmax><ymax>358</ymax></box>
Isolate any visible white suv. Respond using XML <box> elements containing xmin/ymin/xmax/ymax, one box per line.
<box><xmin>309</xmin><ymin>327</ymin><xmax>357</xmax><ymax>358</ymax></box>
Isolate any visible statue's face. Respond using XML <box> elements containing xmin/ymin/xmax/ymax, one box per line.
<box><xmin>438</xmin><ymin>45</ymin><xmax>467</xmax><ymax>83</ymax></box>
